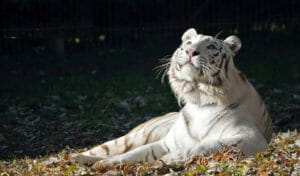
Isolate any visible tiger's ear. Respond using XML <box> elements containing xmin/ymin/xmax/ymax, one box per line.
<box><xmin>181</xmin><ymin>28</ymin><xmax>197</xmax><ymax>42</ymax></box>
<box><xmin>224</xmin><ymin>35</ymin><xmax>241</xmax><ymax>55</ymax></box>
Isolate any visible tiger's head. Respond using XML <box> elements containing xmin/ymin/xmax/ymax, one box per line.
<box><xmin>165</xmin><ymin>28</ymin><xmax>243</xmax><ymax>105</ymax></box>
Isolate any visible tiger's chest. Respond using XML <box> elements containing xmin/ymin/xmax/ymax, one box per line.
<box><xmin>171</xmin><ymin>103</ymin><xmax>238</xmax><ymax>147</ymax></box>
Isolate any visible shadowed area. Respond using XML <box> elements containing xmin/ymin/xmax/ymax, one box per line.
<box><xmin>0</xmin><ymin>33</ymin><xmax>299</xmax><ymax>160</ymax></box>
<box><xmin>0</xmin><ymin>0</ymin><xmax>299</xmax><ymax>175</ymax></box>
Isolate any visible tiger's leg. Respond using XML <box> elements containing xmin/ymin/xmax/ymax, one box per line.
<box><xmin>72</xmin><ymin>112</ymin><xmax>178</xmax><ymax>165</ymax></box>
<box><xmin>92</xmin><ymin>140</ymin><xmax>169</xmax><ymax>169</ymax></box>
<box><xmin>161</xmin><ymin>129</ymin><xmax>268</xmax><ymax>165</ymax></box>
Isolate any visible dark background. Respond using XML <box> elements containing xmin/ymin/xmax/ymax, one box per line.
<box><xmin>0</xmin><ymin>0</ymin><xmax>299</xmax><ymax>55</ymax></box>
<box><xmin>0</xmin><ymin>0</ymin><xmax>299</xmax><ymax>159</ymax></box>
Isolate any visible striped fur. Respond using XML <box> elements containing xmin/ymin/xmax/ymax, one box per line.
<box><xmin>72</xmin><ymin>28</ymin><xmax>272</xmax><ymax>168</ymax></box>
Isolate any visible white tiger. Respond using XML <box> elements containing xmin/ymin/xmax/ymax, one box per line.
<box><xmin>72</xmin><ymin>28</ymin><xmax>273</xmax><ymax>169</ymax></box>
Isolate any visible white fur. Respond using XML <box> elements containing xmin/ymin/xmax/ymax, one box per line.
<box><xmin>72</xmin><ymin>28</ymin><xmax>272</xmax><ymax>168</ymax></box>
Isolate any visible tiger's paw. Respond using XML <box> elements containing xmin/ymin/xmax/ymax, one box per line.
<box><xmin>70</xmin><ymin>153</ymin><xmax>104</xmax><ymax>166</ymax></box>
<box><xmin>92</xmin><ymin>158</ymin><xmax>119</xmax><ymax>170</ymax></box>
<box><xmin>159</xmin><ymin>153</ymin><xmax>186</xmax><ymax>166</ymax></box>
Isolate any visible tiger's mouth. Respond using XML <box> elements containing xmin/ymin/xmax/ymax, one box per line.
<box><xmin>176</xmin><ymin>62</ymin><xmax>204</xmax><ymax>76</ymax></box>
<box><xmin>176</xmin><ymin>62</ymin><xmax>196</xmax><ymax>69</ymax></box>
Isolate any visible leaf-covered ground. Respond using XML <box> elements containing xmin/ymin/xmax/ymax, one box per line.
<box><xmin>1</xmin><ymin>132</ymin><xmax>299</xmax><ymax>175</ymax></box>
<box><xmin>0</xmin><ymin>33</ymin><xmax>299</xmax><ymax>175</ymax></box>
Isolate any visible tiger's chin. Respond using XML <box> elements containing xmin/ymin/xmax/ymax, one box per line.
<box><xmin>177</xmin><ymin>65</ymin><xmax>202</xmax><ymax>82</ymax></box>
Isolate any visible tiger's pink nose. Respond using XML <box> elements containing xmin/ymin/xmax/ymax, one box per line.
<box><xmin>186</xmin><ymin>49</ymin><xmax>200</xmax><ymax>57</ymax></box>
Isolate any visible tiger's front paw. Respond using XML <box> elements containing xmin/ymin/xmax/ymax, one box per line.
<box><xmin>70</xmin><ymin>153</ymin><xmax>104</xmax><ymax>166</ymax></box>
<box><xmin>159</xmin><ymin>152</ymin><xmax>186</xmax><ymax>166</ymax></box>
<box><xmin>92</xmin><ymin>158</ymin><xmax>119</xmax><ymax>170</ymax></box>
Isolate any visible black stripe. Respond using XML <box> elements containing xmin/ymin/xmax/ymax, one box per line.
<box><xmin>265</xmin><ymin>116</ymin><xmax>271</xmax><ymax>129</ymax></box>
<box><xmin>128</xmin><ymin>122</ymin><xmax>146</xmax><ymax>135</ymax></box>
<box><xmin>218</xmin><ymin>46</ymin><xmax>223</xmax><ymax>53</ymax></box>
<box><xmin>200</xmin><ymin>113</ymin><xmax>227</xmax><ymax>140</ymax></box>
<box><xmin>144</xmin><ymin>126</ymin><xmax>158</xmax><ymax>144</ymax></box>
<box><xmin>212</xmin><ymin>54</ymin><xmax>225</xmax><ymax>77</ymax></box>
<box><xmin>142</xmin><ymin>115</ymin><xmax>167</xmax><ymax>136</ymax></box>
<box><xmin>262</xmin><ymin>108</ymin><xmax>267</xmax><ymax>117</ymax></box>
<box><xmin>228</xmin><ymin>102</ymin><xmax>240</xmax><ymax>109</ymax></box>
<box><xmin>200</xmin><ymin>102</ymin><xmax>240</xmax><ymax>141</ymax></box>
<box><xmin>219</xmin><ymin>54</ymin><xmax>226</xmax><ymax>68</ymax></box>
<box><xmin>151</xmin><ymin>149</ymin><xmax>157</xmax><ymax>161</ymax></box>
<box><xmin>101</xmin><ymin>144</ymin><xmax>109</xmax><ymax>155</ymax></box>
<box><xmin>264</xmin><ymin>121</ymin><xmax>273</xmax><ymax>143</ymax></box>
<box><xmin>124</xmin><ymin>135</ymin><xmax>133</xmax><ymax>153</ymax></box>
<box><xmin>145</xmin><ymin>152</ymin><xmax>149</xmax><ymax>162</ymax></box>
